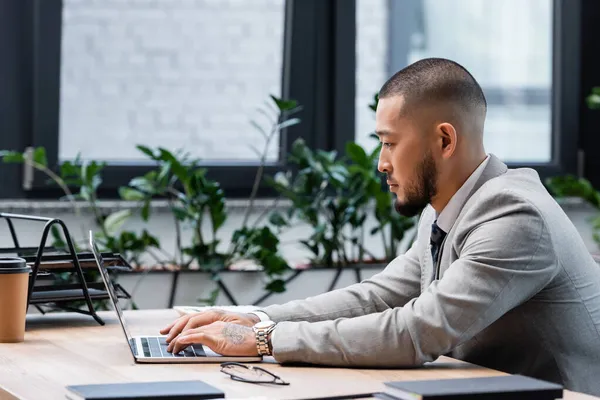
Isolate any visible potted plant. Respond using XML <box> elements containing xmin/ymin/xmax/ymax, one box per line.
<box><xmin>264</xmin><ymin>91</ymin><xmax>416</xmax><ymax>275</ymax></box>
<box><xmin>267</xmin><ymin>136</ymin><xmax>415</xmax><ymax>271</ymax></box>
<box><xmin>115</xmin><ymin>95</ymin><xmax>301</xmax><ymax>299</ymax></box>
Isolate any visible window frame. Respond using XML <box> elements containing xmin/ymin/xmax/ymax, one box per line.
<box><xmin>386</xmin><ymin>0</ymin><xmax>580</xmax><ymax>181</ymax></box>
<box><xmin>8</xmin><ymin>0</ymin><xmax>356</xmax><ymax>199</ymax></box>
<box><xmin>519</xmin><ymin>0</ymin><xmax>581</xmax><ymax>180</ymax></box>
<box><xmin>0</xmin><ymin>0</ymin><xmax>589</xmax><ymax>199</ymax></box>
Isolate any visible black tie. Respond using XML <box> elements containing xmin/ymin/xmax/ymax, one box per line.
<box><xmin>430</xmin><ymin>221</ymin><xmax>447</xmax><ymax>266</ymax></box>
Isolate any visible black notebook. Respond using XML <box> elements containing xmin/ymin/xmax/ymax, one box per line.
<box><xmin>380</xmin><ymin>375</ymin><xmax>563</xmax><ymax>400</ymax></box>
<box><xmin>65</xmin><ymin>380</ymin><xmax>225</xmax><ymax>400</ymax></box>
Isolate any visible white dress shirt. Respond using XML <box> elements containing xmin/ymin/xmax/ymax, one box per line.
<box><xmin>435</xmin><ymin>155</ymin><xmax>490</xmax><ymax>233</ymax></box>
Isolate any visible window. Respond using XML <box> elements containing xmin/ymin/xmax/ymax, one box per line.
<box><xmin>0</xmin><ymin>0</ymin><xmax>584</xmax><ymax>199</ymax></box>
<box><xmin>356</xmin><ymin>0</ymin><xmax>566</xmax><ymax>166</ymax></box>
<box><xmin>59</xmin><ymin>0</ymin><xmax>285</xmax><ymax>163</ymax></box>
<box><xmin>3</xmin><ymin>0</ymin><xmax>354</xmax><ymax>199</ymax></box>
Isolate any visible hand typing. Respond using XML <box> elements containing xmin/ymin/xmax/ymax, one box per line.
<box><xmin>159</xmin><ymin>309</ymin><xmax>260</xmax><ymax>352</ymax></box>
<box><xmin>166</xmin><ymin>320</ymin><xmax>259</xmax><ymax>356</ymax></box>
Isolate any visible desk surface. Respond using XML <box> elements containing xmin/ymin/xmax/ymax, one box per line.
<box><xmin>0</xmin><ymin>309</ymin><xmax>597</xmax><ymax>400</ymax></box>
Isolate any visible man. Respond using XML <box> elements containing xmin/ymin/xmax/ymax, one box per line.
<box><xmin>161</xmin><ymin>58</ymin><xmax>600</xmax><ymax>395</ymax></box>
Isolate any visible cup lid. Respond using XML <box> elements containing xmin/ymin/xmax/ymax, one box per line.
<box><xmin>0</xmin><ymin>257</ymin><xmax>31</xmax><ymax>274</ymax></box>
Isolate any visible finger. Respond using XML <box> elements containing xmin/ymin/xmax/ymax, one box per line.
<box><xmin>164</xmin><ymin>315</ymin><xmax>191</xmax><ymax>343</ymax></box>
<box><xmin>168</xmin><ymin>326</ymin><xmax>203</xmax><ymax>352</ymax></box>
<box><xmin>159</xmin><ymin>320</ymin><xmax>178</xmax><ymax>335</ymax></box>
<box><xmin>180</xmin><ymin>316</ymin><xmax>201</xmax><ymax>336</ymax></box>
<box><xmin>160</xmin><ymin>314</ymin><xmax>188</xmax><ymax>335</ymax></box>
<box><xmin>172</xmin><ymin>331</ymin><xmax>206</xmax><ymax>354</ymax></box>
<box><xmin>177</xmin><ymin>312</ymin><xmax>223</xmax><ymax>337</ymax></box>
<box><xmin>175</xmin><ymin>332</ymin><xmax>218</xmax><ymax>354</ymax></box>
<box><xmin>167</xmin><ymin>337</ymin><xmax>179</xmax><ymax>353</ymax></box>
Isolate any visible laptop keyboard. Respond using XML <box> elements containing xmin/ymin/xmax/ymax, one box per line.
<box><xmin>129</xmin><ymin>338</ymin><xmax>138</xmax><ymax>356</ymax></box>
<box><xmin>140</xmin><ymin>337</ymin><xmax>206</xmax><ymax>358</ymax></box>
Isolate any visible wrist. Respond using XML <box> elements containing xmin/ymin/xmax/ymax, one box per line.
<box><xmin>247</xmin><ymin>313</ymin><xmax>261</xmax><ymax>324</ymax></box>
<box><xmin>252</xmin><ymin>320</ymin><xmax>277</xmax><ymax>356</ymax></box>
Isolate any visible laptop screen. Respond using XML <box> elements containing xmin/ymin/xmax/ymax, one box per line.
<box><xmin>89</xmin><ymin>231</ymin><xmax>137</xmax><ymax>360</ymax></box>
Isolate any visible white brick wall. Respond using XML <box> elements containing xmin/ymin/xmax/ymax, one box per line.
<box><xmin>59</xmin><ymin>0</ymin><xmax>285</xmax><ymax>162</ymax></box>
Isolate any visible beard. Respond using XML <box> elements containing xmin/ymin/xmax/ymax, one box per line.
<box><xmin>393</xmin><ymin>151</ymin><xmax>438</xmax><ymax>217</ymax></box>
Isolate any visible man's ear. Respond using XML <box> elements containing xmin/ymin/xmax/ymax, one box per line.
<box><xmin>438</xmin><ymin>122</ymin><xmax>457</xmax><ymax>158</ymax></box>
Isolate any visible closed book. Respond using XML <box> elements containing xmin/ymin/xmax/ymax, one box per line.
<box><xmin>381</xmin><ymin>375</ymin><xmax>563</xmax><ymax>400</ymax></box>
<box><xmin>65</xmin><ymin>380</ymin><xmax>225</xmax><ymax>400</ymax></box>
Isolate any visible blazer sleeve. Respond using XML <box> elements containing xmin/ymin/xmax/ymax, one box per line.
<box><xmin>269</xmin><ymin>192</ymin><xmax>559</xmax><ymax>366</ymax></box>
<box><xmin>257</xmin><ymin>237</ymin><xmax>423</xmax><ymax>323</ymax></box>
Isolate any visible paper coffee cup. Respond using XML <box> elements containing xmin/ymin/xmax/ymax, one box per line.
<box><xmin>0</xmin><ymin>257</ymin><xmax>31</xmax><ymax>343</ymax></box>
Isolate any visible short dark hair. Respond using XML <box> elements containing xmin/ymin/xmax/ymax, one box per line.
<box><xmin>379</xmin><ymin>58</ymin><xmax>487</xmax><ymax>115</ymax></box>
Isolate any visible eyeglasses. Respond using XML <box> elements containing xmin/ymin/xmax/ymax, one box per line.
<box><xmin>220</xmin><ymin>362</ymin><xmax>290</xmax><ymax>385</ymax></box>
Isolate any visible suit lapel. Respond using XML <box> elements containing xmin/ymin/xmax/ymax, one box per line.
<box><xmin>433</xmin><ymin>154</ymin><xmax>508</xmax><ymax>281</ymax></box>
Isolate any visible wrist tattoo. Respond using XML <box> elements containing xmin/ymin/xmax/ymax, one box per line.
<box><xmin>222</xmin><ymin>324</ymin><xmax>250</xmax><ymax>345</ymax></box>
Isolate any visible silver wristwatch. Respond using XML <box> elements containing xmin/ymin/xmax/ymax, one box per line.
<box><xmin>252</xmin><ymin>320</ymin><xmax>277</xmax><ymax>356</ymax></box>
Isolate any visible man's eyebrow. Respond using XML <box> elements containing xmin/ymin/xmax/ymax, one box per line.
<box><xmin>375</xmin><ymin>130</ymin><xmax>391</xmax><ymax>137</ymax></box>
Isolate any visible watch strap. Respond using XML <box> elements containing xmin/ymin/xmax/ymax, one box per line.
<box><xmin>255</xmin><ymin>323</ymin><xmax>276</xmax><ymax>356</ymax></box>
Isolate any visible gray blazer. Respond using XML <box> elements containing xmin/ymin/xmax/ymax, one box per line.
<box><xmin>260</xmin><ymin>155</ymin><xmax>600</xmax><ymax>396</ymax></box>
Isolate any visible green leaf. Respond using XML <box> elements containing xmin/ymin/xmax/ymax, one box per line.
<box><xmin>141</xmin><ymin>200</ymin><xmax>151</xmax><ymax>221</ymax></box>
<box><xmin>60</xmin><ymin>161</ymin><xmax>79</xmax><ymax>179</ymax></box>
<box><xmin>140</xmin><ymin>230</ymin><xmax>161</xmax><ymax>248</ymax></box>
<box><xmin>171</xmin><ymin>206</ymin><xmax>189</xmax><ymax>221</ymax></box>
<box><xmin>79</xmin><ymin>186</ymin><xmax>92</xmax><ymax>201</ymax></box>
<box><xmin>270</xmin><ymin>95</ymin><xmax>298</xmax><ymax>112</ymax></box>
<box><xmin>137</xmin><ymin>145</ymin><xmax>156</xmax><ymax>159</ymax></box>
<box><xmin>91</xmin><ymin>174</ymin><xmax>103</xmax><ymax>191</ymax></box>
<box><xmin>0</xmin><ymin>151</ymin><xmax>25</xmax><ymax>163</ymax></box>
<box><xmin>587</xmin><ymin>93</ymin><xmax>600</xmax><ymax>110</ymax></box>
<box><xmin>159</xmin><ymin>149</ymin><xmax>187</xmax><ymax>183</ymax></box>
<box><xmin>346</xmin><ymin>142</ymin><xmax>369</xmax><ymax>167</ymax></box>
<box><xmin>268</xmin><ymin>212</ymin><xmax>288</xmax><ymax>227</ymax></box>
<box><xmin>210</xmin><ymin>205</ymin><xmax>227</xmax><ymax>232</ymax></box>
<box><xmin>129</xmin><ymin>177</ymin><xmax>155</xmax><ymax>193</ymax></box>
<box><xmin>119</xmin><ymin>187</ymin><xmax>147</xmax><ymax>201</ymax></box>
<box><xmin>103</xmin><ymin>209</ymin><xmax>132</xmax><ymax>236</ymax></box>
<box><xmin>265</xmin><ymin>279</ymin><xmax>286</xmax><ymax>293</ymax></box>
<box><xmin>546</xmin><ymin>175</ymin><xmax>600</xmax><ymax>209</ymax></box>
<box><xmin>277</xmin><ymin>118</ymin><xmax>301</xmax><ymax>131</ymax></box>
<box><xmin>157</xmin><ymin>162</ymin><xmax>172</xmax><ymax>184</ymax></box>
<box><xmin>33</xmin><ymin>147</ymin><xmax>48</xmax><ymax>166</ymax></box>
<box><xmin>369</xmin><ymin>92</ymin><xmax>379</xmax><ymax>112</ymax></box>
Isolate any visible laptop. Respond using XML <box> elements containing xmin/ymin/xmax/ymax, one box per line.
<box><xmin>89</xmin><ymin>231</ymin><xmax>262</xmax><ymax>363</ymax></box>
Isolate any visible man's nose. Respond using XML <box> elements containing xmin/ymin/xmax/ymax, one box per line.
<box><xmin>377</xmin><ymin>151</ymin><xmax>391</xmax><ymax>174</ymax></box>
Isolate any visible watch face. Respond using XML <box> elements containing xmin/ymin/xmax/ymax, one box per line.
<box><xmin>255</xmin><ymin>320</ymin><xmax>275</xmax><ymax>329</ymax></box>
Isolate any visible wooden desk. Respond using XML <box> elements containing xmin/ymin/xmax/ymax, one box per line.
<box><xmin>0</xmin><ymin>309</ymin><xmax>597</xmax><ymax>400</ymax></box>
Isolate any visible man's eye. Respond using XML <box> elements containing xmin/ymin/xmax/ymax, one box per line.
<box><xmin>382</xmin><ymin>142</ymin><xmax>392</xmax><ymax>148</ymax></box>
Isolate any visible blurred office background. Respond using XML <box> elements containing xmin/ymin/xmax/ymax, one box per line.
<box><xmin>1</xmin><ymin>0</ymin><xmax>599</xmax><ymax>308</ymax></box>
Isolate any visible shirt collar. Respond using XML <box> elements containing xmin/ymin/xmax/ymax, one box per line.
<box><xmin>435</xmin><ymin>155</ymin><xmax>490</xmax><ymax>233</ymax></box>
